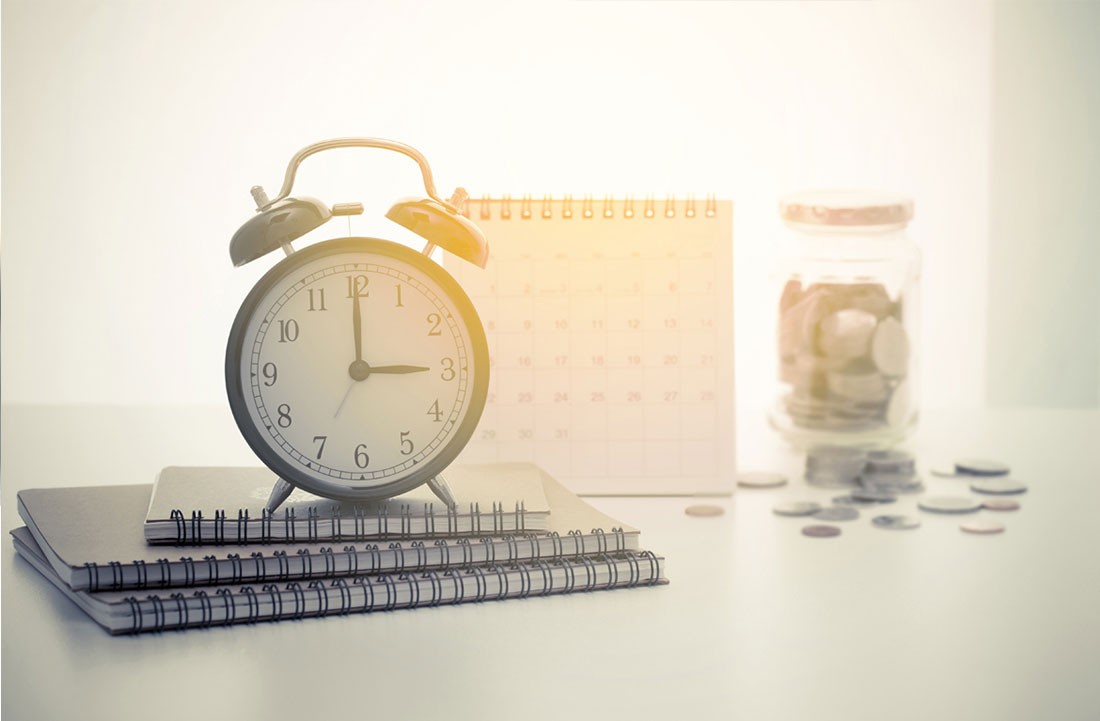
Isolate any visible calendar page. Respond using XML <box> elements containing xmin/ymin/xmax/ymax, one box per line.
<box><xmin>446</xmin><ymin>195</ymin><xmax>734</xmax><ymax>495</ymax></box>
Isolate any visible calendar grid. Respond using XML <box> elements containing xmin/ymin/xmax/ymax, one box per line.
<box><xmin>446</xmin><ymin>195</ymin><xmax>734</xmax><ymax>495</ymax></box>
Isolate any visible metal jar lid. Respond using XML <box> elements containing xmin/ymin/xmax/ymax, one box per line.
<box><xmin>779</xmin><ymin>190</ymin><xmax>913</xmax><ymax>230</ymax></box>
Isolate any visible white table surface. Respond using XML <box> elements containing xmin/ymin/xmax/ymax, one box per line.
<box><xmin>2</xmin><ymin>405</ymin><xmax>1098</xmax><ymax>721</ymax></box>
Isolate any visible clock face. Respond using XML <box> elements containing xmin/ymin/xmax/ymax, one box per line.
<box><xmin>226</xmin><ymin>237</ymin><xmax>488</xmax><ymax>501</ymax></box>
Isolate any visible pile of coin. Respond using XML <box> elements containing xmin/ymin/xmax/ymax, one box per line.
<box><xmin>803</xmin><ymin>446</ymin><xmax>923</xmax><ymax>494</ymax></box>
<box><xmin>777</xmin><ymin>280</ymin><xmax>912</xmax><ymax>432</ymax></box>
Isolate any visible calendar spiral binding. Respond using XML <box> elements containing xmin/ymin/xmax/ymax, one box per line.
<box><xmin>458</xmin><ymin>194</ymin><xmax>719</xmax><ymax>221</ymax></box>
<box><xmin>80</xmin><ymin>526</ymin><xmax>635</xmax><ymax>592</ymax></box>
<box><xmin>158</xmin><ymin>500</ymin><xmax>533</xmax><ymax>546</ymax></box>
<box><xmin>115</xmin><ymin>551</ymin><xmax>665</xmax><ymax>634</ymax></box>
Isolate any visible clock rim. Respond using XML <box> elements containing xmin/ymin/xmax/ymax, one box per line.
<box><xmin>225</xmin><ymin>236</ymin><xmax>489</xmax><ymax>503</ymax></box>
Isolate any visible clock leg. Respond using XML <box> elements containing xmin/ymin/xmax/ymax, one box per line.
<box><xmin>265</xmin><ymin>478</ymin><xmax>295</xmax><ymax>513</ymax></box>
<box><xmin>426</xmin><ymin>474</ymin><xmax>457</xmax><ymax>511</ymax></box>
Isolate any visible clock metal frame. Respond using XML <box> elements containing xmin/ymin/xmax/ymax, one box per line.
<box><xmin>225</xmin><ymin>236</ymin><xmax>489</xmax><ymax>503</ymax></box>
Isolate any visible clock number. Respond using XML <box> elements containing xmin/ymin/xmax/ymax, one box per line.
<box><xmin>276</xmin><ymin>404</ymin><xmax>292</xmax><ymax>428</ymax></box>
<box><xmin>308</xmin><ymin>288</ymin><xmax>327</xmax><ymax>311</ymax></box>
<box><xmin>262</xmin><ymin>362</ymin><xmax>277</xmax><ymax>387</ymax></box>
<box><xmin>400</xmin><ymin>431</ymin><xmax>414</xmax><ymax>456</ymax></box>
<box><xmin>440</xmin><ymin>357</ymin><xmax>455</xmax><ymax>381</ymax></box>
<box><xmin>395</xmin><ymin>284</ymin><xmax>404</xmax><ymax>307</ymax></box>
<box><xmin>277</xmin><ymin>319</ymin><xmax>299</xmax><ymax>343</ymax></box>
<box><xmin>427</xmin><ymin>399</ymin><xmax>442</xmax><ymax>422</ymax></box>
<box><xmin>312</xmin><ymin>435</ymin><xmax>327</xmax><ymax>459</ymax></box>
<box><xmin>354</xmin><ymin>444</ymin><xmax>370</xmax><ymax>468</ymax></box>
<box><xmin>346</xmin><ymin>275</ymin><xmax>369</xmax><ymax>298</ymax></box>
<box><xmin>427</xmin><ymin>313</ymin><xmax>442</xmax><ymax>336</ymax></box>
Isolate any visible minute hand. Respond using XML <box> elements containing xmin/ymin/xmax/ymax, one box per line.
<box><xmin>369</xmin><ymin>365</ymin><xmax>430</xmax><ymax>374</ymax></box>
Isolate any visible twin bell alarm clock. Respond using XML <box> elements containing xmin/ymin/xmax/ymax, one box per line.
<box><xmin>225</xmin><ymin>138</ymin><xmax>489</xmax><ymax>513</ymax></box>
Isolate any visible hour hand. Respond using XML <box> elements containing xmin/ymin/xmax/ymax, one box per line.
<box><xmin>369</xmin><ymin>365</ymin><xmax>430</xmax><ymax>374</ymax></box>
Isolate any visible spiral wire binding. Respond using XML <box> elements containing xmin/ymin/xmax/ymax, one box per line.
<box><xmin>108</xmin><ymin>550</ymin><xmax>667</xmax><ymax>632</ymax></box>
<box><xmin>460</xmin><ymin>194</ymin><xmax>718</xmax><ymax>221</ymax></box>
<box><xmin>85</xmin><ymin>520</ymin><xmax>637</xmax><ymax>594</ymax></box>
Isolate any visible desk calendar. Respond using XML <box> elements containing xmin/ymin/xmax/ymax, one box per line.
<box><xmin>446</xmin><ymin>195</ymin><xmax>734</xmax><ymax>495</ymax></box>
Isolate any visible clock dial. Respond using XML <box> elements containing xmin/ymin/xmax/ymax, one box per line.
<box><xmin>227</xmin><ymin>238</ymin><xmax>487</xmax><ymax>500</ymax></box>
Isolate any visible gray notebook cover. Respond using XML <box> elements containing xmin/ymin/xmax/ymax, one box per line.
<box><xmin>17</xmin><ymin>464</ymin><xmax>636</xmax><ymax>591</ymax></box>
<box><xmin>143</xmin><ymin>463</ymin><xmax>550</xmax><ymax>543</ymax></box>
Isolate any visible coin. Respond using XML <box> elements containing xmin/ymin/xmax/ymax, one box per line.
<box><xmin>773</xmin><ymin>501</ymin><xmax>823</xmax><ymax>517</ymax></box>
<box><xmin>812</xmin><ymin>506</ymin><xmax>860</xmax><ymax>522</ymax></box>
<box><xmin>737</xmin><ymin>471</ymin><xmax>788</xmax><ymax>489</ymax></box>
<box><xmin>851</xmin><ymin>488</ymin><xmax>898</xmax><ymax>503</ymax></box>
<box><xmin>685</xmin><ymin>504</ymin><xmax>724</xmax><ymax>517</ymax></box>
<box><xmin>969</xmin><ymin>478</ymin><xmax>1027</xmax><ymax>495</ymax></box>
<box><xmin>817</xmin><ymin>308</ymin><xmax>878</xmax><ymax>360</ymax></box>
<box><xmin>918</xmin><ymin>496</ymin><xmax>983</xmax><ymax>514</ymax></box>
<box><xmin>885</xmin><ymin>379</ymin><xmax>911</xmax><ymax>428</ymax></box>
<box><xmin>872</xmin><ymin>514</ymin><xmax>921</xmax><ymax>530</ymax></box>
<box><xmin>870</xmin><ymin>317</ymin><xmax>910</xmax><ymax>377</ymax></box>
<box><xmin>929</xmin><ymin>464</ymin><xmax>959</xmax><ymax>478</ymax></box>
<box><xmin>982</xmin><ymin>499</ymin><xmax>1020</xmax><ymax>512</ymax></box>
<box><xmin>960</xmin><ymin>520</ymin><xmax>1005</xmax><ymax>535</ymax></box>
<box><xmin>832</xmin><ymin>494</ymin><xmax>877</xmax><ymax>507</ymax></box>
<box><xmin>802</xmin><ymin>524</ymin><xmax>842</xmax><ymax>538</ymax></box>
<box><xmin>954</xmin><ymin>458</ymin><xmax>1010</xmax><ymax>476</ymax></box>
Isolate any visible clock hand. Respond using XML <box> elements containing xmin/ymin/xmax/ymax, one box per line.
<box><xmin>368</xmin><ymin>365</ymin><xmax>430</xmax><ymax>374</ymax></box>
<box><xmin>333</xmin><ymin>381</ymin><xmax>357</xmax><ymax>418</ymax></box>
<box><xmin>348</xmin><ymin>283</ymin><xmax>369</xmax><ymax>381</ymax></box>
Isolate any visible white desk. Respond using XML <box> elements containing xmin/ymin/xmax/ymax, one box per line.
<box><xmin>2</xmin><ymin>406</ymin><xmax>1098</xmax><ymax>721</ymax></box>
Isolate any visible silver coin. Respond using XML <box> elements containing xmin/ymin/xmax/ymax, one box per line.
<box><xmin>918</xmin><ymin>496</ymin><xmax>983</xmax><ymax>514</ymax></box>
<box><xmin>955</xmin><ymin>458</ymin><xmax>1010</xmax><ymax>476</ymax></box>
<box><xmin>812</xmin><ymin>506</ymin><xmax>860</xmax><ymax>522</ymax></box>
<box><xmin>802</xmin><ymin>524</ymin><xmax>842</xmax><ymax>538</ymax></box>
<box><xmin>867</xmin><ymin>449</ymin><xmax>914</xmax><ymax>465</ymax></box>
<box><xmin>737</xmin><ymin>471</ymin><xmax>788</xmax><ymax>489</ymax></box>
<box><xmin>960</xmin><ymin>520</ymin><xmax>1005</xmax><ymax>535</ymax></box>
<box><xmin>929</xmin><ymin>464</ymin><xmax>959</xmax><ymax>478</ymax></box>
<box><xmin>832</xmin><ymin>494</ymin><xmax>877</xmax><ymax>507</ymax></box>
<box><xmin>871</xmin><ymin>317</ymin><xmax>910</xmax><ymax>377</ymax></box>
<box><xmin>773</xmin><ymin>501</ymin><xmax>823</xmax><ymax>517</ymax></box>
<box><xmin>969</xmin><ymin>478</ymin><xmax>1027</xmax><ymax>495</ymax></box>
<box><xmin>872</xmin><ymin>514</ymin><xmax>921</xmax><ymax>530</ymax></box>
<box><xmin>851</xmin><ymin>488</ymin><xmax>898</xmax><ymax>503</ymax></box>
<box><xmin>685</xmin><ymin>504</ymin><xmax>725</xmax><ymax>517</ymax></box>
<box><xmin>982</xmin><ymin>499</ymin><xmax>1020</xmax><ymax>512</ymax></box>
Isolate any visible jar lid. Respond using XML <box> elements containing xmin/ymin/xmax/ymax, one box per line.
<box><xmin>778</xmin><ymin>190</ymin><xmax>913</xmax><ymax>230</ymax></box>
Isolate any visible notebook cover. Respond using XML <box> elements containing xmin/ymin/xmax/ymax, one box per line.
<box><xmin>143</xmin><ymin>463</ymin><xmax>550</xmax><ymax>543</ymax></box>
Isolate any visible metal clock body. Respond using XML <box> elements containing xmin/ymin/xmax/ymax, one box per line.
<box><xmin>226</xmin><ymin>236</ymin><xmax>489</xmax><ymax>503</ymax></box>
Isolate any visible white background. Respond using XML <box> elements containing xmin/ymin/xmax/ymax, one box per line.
<box><xmin>2</xmin><ymin>0</ymin><xmax>1096</xmax><ymax>419</ymax></box>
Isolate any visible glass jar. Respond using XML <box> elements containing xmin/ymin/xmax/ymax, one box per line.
<box><xmin>768</xmin><ymin>190</ymin><xmax>921</xmax><ymax>448</ymax></box>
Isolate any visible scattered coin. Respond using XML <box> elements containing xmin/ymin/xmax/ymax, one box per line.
<box><xmin>955</xmin><ymin>458</ymin><xmax>1010</xmax><ymax>476</ymax></box>
<box><xmin>773</xmin><ymin>501</ymin><xmax>823</xmax><ymax>517</ymax></box>
<box><xmin>802</xmin><ymin>524</ymin><xmax>842</xmax><ymax>538</ymax></box>
<box><xmin>851</xmin><ymin>488</ymin><xmax>898</xmax><ymax>503</ymax></box>
<box><xmin>929</xmin><ymin>464</ymin><xmax>959</xmax><ymax>478</ymax></box>
<box><xmin>685</xmin><ymin>504</ymin><xmax>724</xmax><ymax>517</ymax></box>
<box><xmin>832</xmin><ymin>494</ymin><xmax>878</xmax><ymax>507</ymax></box>
<box><xmin>960</xmin><ymin>520</ymin><xmax>1005</xmax><ymax>535</ymax></box>
<box><xmin>872</xmin><ymin>514</ymin><xmax>921</xmax><ymax>530</ymax></box>
<box><xmin>982</xmin><ymin>499</ymin><xmax>1020</xmax><ymax>512</ymax></box>
<box><xmin>737</xmin><ymin>471</ymin><xmax>788</xmax><ymax>489</ymax></box>
<box><xmin>812</xmin><ymin>506</ymin><xmax>860</xmax><ymax>522</ymax></box>
<box><xmin>918</xmin><ymin>496</ymin><xmax>983</xmax><ymax>514</ymax></box>
<box><xmin>969</xmin><ymin>478</ymin><xmax>1028</xmax><ymax>495</ymax></box>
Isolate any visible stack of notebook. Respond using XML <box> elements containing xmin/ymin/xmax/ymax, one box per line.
<box><xmin>12</xmin><ymin>463</ymin><xmax>667</xmax><ymax>634</ymax></box>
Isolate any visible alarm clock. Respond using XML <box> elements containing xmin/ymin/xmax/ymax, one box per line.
<box><xmin>225</xmin><ymin>138</ymin><xmax>489</xmax><ymax>513</ymax></box>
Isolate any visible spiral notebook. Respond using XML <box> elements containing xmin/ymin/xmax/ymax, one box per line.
<box><xmin>446</xmin><ymin>194</ymin><xmax>735</xmax><ymax>495</ymax></box>
<box><xmin>17</xmin><ymin>467</ymin><xmax>639</xmax><ymax>592</ymax></box>
<box><xmin>142</xmin><ymin>464</ymin><xmax>550</xmax><ymax>544</ymax></box>
<box><xmin>13</xmin><ymin>527</ymin><xmax>666</xmax><ymax>635</ymax></box>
